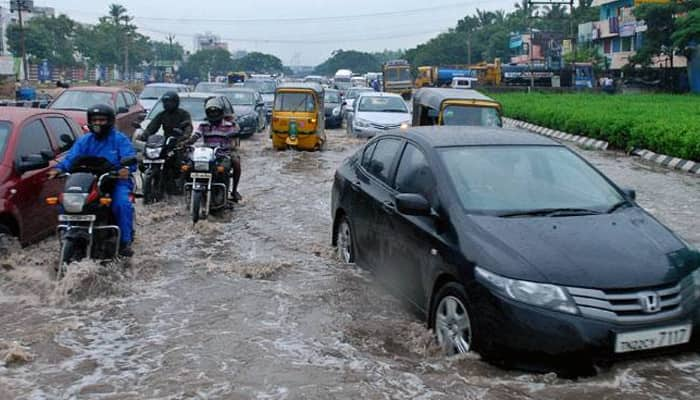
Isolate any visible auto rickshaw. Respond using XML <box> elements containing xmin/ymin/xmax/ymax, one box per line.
<box><xmin>271</xmin><ymin>83</ymin><xmax>326</xmax><ymax>151</ymax></box>
<box><xmin>412</xmin><ymin>88</ymin><xmax>502</xmax><ymax>128</ymax></box>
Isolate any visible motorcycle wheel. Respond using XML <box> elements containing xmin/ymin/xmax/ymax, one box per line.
<box><xmin>57</xmin><ymin>239</ymin><xmax>76</xmax><ymax>280</ymax></box>
<box><xmin>143</xmin><ymin>171</ymin><xmax>153</xmax><ymax>204</ymax></box>
<box><xmin>192</xmin><ymin>191</ymin><xmax>202</xmax><ymax>224</ymax></box>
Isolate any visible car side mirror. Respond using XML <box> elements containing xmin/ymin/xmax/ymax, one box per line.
<box><xmin>622</xmin><ymin>188</ymin><xmax>636</xmax><ymax>201</ymax></box>
<box><xmin>120</xmin><ymin>156</ymin><xmax>137</xmax><ymax>167</ymax></box>
<box><xmin>117</xmin><ymin>106</ymin><xmax>129</xmax><ymax>114</ymax></box>
<box><xmin>395</xmin><ymin>193</ymin><xmax>432</xmax><ymax>216</ymax></box>
<box><xmin>40</xmin><ymin>149</ymin><xmax>55</xmax><ymax>160</ymax></box>
<box><xmin>16</xmin><ymin>154</ymin><xmax>49</xmax><ymax>173</ymax></box>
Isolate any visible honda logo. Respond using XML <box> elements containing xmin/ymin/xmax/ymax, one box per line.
<box><xmin>638</xmin><ymin>291</ymin><xmax>661</xmax><ymax>314</ymax></box>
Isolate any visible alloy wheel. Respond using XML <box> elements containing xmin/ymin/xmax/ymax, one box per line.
<box><xmin>435</xmin><ymin>295</ymin><xmax>472</xmax><ymax>355</ymax></box>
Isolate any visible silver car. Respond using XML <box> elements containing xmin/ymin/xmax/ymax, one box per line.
<box><xmin>138</xmin><ymin>83</ymin><xmax>190</xmax><ymax>114</ymax></box>
<box><xmin>346</xmin><ymin>92</ymin><xmax>411</xmax><ymax>137</ymax></box>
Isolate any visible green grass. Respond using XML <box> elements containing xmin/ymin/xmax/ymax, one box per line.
<box><xmin>489</xmin><ymin>93</ymin><xmax>700</xmax><ymax>162</ymax></box>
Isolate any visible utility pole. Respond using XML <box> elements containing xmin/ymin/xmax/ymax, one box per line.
<box><xmin>167</xmin><ymin>34</ymin><xmax>175</xmax><ymax>61</ymax></box>
<box><xmin>12</xmin><ymin>0</ymin><xmax>29</xmax><ymax>81</ymax></box>
<box><xmin>467</xmin><ymin>31</ymin><xmax>472</xmax><ymax>65</ymax></box>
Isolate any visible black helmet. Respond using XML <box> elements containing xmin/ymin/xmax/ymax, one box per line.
<box><xmin>86</xmin><ymin>103</ymin><xmax>115</xmax><ymax>139</ymax></box>
<box><xmin>162</xmin><ymin>91</ymin><xmax>180</xmax><ymax>112</ymax></box>
<box><xmin>204</xmin><ymin>97</ymin><xmax>226</xmax><ymax>124</ymax></box>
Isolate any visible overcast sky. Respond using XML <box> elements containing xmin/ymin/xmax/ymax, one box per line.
<box><xmin>38</xmin><ymin>0</ymin><xmax>517</xmax><ymax>65</ymax></box>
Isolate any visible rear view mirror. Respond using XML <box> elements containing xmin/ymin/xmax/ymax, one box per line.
<box><xmin>120</xmin><ymin>156</ymin><xmax>137</xmax><ymax>167</ymax></box>
<box><xmin>395</xmin><ymin>193</ymin><xmax>431</xmax><ymax>216</ymax></box>
<box><xmin>131</xmin><ymin>121</ymin><xmax>142</xmax><ymax>129</ymax></box>
<box><xmin>60</xmin><ymin>134</ymin><xmax>74</xmax><ymax>147</ymax></box>
<box><xmin>16</xmin><ymin>154</ymin><xmax>49</xmax><ymax>173</ymax></box>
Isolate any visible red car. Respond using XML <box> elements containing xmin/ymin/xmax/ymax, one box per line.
<box><xmin>48</xmin><ymin>86</ymin><xmax>145</xmax><ymax>137</ymax></box>
<box><xmin>0</xmin><ymin>108</ymin><xmax>84</xmax><ymax>245</ymax></box>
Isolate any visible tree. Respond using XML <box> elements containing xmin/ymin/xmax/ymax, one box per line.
<box><xmin>672</xmin><ymin>7</ymin><xmax>700</xmax><ymax>60</ymax></box>
<box><xmin>630</xmin><ymin>3</ymin><xmax>680</xmax><ymax>68</ymax></box>
<box><xmin>179</xmin><ymin>48</ymin><xmax>234</xmax><ymax>80</ymax></box>
<box><xmin>151</xmin><ymin>40</ymin><xmax>185</xmax><ymax>62</ymax></box>
<box><xmin>6</xmin><ymin>15</ymin><xmax>78</xmax><ymax>67</ymax></box>
<box><xmin>313</xmin><ymin>50</ymin><xmax>381</xmax><ymax>75</ymax></box>
<box><xmin>231</xmin><ymin>52</ymin><xmax>286</xmax><ymax>73</ymax></box>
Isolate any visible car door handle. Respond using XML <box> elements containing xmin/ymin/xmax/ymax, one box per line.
<box><xmin>382</xmin><ymin>201</ymin><xmax>395</xmax><ymax>215</ymax></box>
<box><xmin>350</xmin><ymin>180</ymin><xmax>361</xmax><ymax>192</ymax></box>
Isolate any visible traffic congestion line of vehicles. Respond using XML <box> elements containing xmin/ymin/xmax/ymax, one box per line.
<box><xmin>1</xmin><ymin>72</ymin><xmax>698</xmax><ymax>371</ymax></box>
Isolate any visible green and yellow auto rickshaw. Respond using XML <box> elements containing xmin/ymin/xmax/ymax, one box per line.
<box><xmin>412</xmin><ymin>88</ymin><xmax>502</xmax><ymax>128</ymax></box>
<box><xmin>271</xmin><ymin>83</ymin><xmax>326</xmax><ymax>151</ymax></box>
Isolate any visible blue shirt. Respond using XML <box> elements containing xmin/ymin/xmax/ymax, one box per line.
<box><xmin>56</xmin><ymin>128</ymin><xmax>136</xmax><ymax>173</ymax></box>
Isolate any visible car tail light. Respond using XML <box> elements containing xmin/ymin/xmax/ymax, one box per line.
<box><xmin>46</xmin><ymin>196</ymin><xmax>59</xmax><ymax>205</ymax></box>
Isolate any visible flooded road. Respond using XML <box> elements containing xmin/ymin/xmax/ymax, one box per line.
<box><xmin>1</xmin><ymin>128</ymin><xmax>698</xmax><ymax>399</ymax></box>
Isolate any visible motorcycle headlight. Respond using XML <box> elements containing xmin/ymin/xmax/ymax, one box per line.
<box><xmin>62</xmin><ymin>193</ymin><xmax>88</xmax><ymax>213</ymax></box>
<box><xmin>475</xmin><ymin>266</ymin><xmax>578</xmax><ymax>315</ymax></box>
<box><xmin>145</xmin><ymin>147</ymin><xmax>161</xmax><ymax>159</ymax></box>
<box><xmin>332</xmin><ymin>107</ymin><xmax>341</xmax><ymax>116</ymax></box>
<box><xmin>354</xmin><ymin>118</ymin><xmax>370</xmax><ymax>128</ymax></box>
<box><xmin>194</xmin><ymin>161</ymin><xmax>210</xmax><ymax>172</ymax></box>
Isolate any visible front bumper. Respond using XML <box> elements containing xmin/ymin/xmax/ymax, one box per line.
<box><xmin>473</xmin><ymin>282</ymin><xmax>700</xmax><ymax>359</ymax></box>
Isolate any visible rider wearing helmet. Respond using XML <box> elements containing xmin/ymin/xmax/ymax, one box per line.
<box><xmin>186</xmin><ymin>96</ymin><xmax>242</xmax><ymax>202</ymax></box>
<box><xmin>141</xmin><ymin>91</ymin><xmax>193</xmax><ymax>141</ymax></box>
<box><xmin>48</xmin><ymin>104</ymin><xmax>137</xmax><ymax>257</ymax></box>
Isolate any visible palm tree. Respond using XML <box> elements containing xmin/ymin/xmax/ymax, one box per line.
<box><xmin>108</xmin><ymin>4</ymin><xmax>132</xmax><ymax>26</ymax></box>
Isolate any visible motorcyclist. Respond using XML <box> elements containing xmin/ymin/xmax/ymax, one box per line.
<box><xmin>140</xmin><ymin>91</ymin><xmax>192</xmax><ymax>194</ymax></box>
<box><xmin>48</xmin><ymin>104</ymin><xmax>136</xmax><ymax>257</ymax></box>
<box><xmin>185</xmin><ymin>97</ymin><xmax>242</xmax><ymax>203</ymax></box>
<box><xmin>141</xmin><ymin>91</ymin><xmax>193</xmax><ymax>141</ymax></box>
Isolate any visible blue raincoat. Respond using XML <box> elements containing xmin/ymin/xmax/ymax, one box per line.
<box><xmin>56</xmin><ymin>128</ymin><xmax>136</xmax><ymax>245</ymax></box>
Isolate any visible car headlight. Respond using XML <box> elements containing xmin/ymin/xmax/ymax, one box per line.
<box><xmin>62</xmin><ymin>193</ymin><xmax>88</xmax><ymax>213</ymax></box>
<box><xmin>475</xmin><ymin>266</ymin><xmax>578</xmax><ymax>314</ymax></box>
<box><xmin>354</xmin><ymin>118</ymin><xmax>370</xmax><ymax>128</ymax></box>
<box><xmin>400</xmin><ymin>121</ymin><xmax>410</xmax><ymax>129</ymax></box>
<box><xmin>332</xmin><ymin>107</ymin><xmax>341</xmax><ymax>116</ymax></box>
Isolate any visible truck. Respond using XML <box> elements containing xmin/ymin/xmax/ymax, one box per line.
<box><xmin>333</xmin><ymin>69</ymin><xmax>353</xmax><ymax>95</ymax></box>
<box><xmin>415</xmin><ymin>59</ymin><xmax>502</xmax><ymax>88</ymax></box>
<box><xmin>382</xmin><ymin>60</ymin><xmax>413</xmax><ymax>100</ymax></box>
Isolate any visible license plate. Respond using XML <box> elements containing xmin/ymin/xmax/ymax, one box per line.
<box><xmin>615</xmin><ymin>324</ymin><xmax>692</xmax><ymax>353</ymax></box>
<box><xmin>191</xmin><ymin>172</ymin><xmax>212</xmax><ymax>179</ymax></box>
<box><xmin>143</xmin><ymin>159</ymin><xmax>165</xmax><ymax>164</ymax></box>
<box><xmin>59</xmin><ymin>214</ymin><xmax>96</xmax><ymax>222</ymax></box>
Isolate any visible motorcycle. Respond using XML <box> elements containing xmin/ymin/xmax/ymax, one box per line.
<box><xmin>47</xmin><ymin>155</ymin><xmax>137</xmax><ymax>279</ymax></box>
<box><xmin>140</xmin><ymin>134</ymin><xmax>184</xmax><ymax>204</ymax></box>
<box><xmin>183</xmin><ymin>145</ymin><xmax>232</xmax><ymax>224</ymax></box>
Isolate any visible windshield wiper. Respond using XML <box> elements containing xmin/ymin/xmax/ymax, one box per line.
<box><xmin>499</xmin><ymin>208</ymin><xmax>603</xmax><ymax>218</ymax></box>
<box><xmin>606</xmin><ymin>200</ymin><xmax>632</xmax><ymax>214</ymax></box>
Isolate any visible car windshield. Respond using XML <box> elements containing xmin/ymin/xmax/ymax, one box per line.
<box><xmin>441</xmin><ymin>106</ymin><xmax>502</xmax><ymax>127</ymax></box>
<box><xmin>334</xmin><ymin>81</ymin><xmax>352</xmax><ymax>90</ymax></box>
<box><xmin>50</xmin><ymin>91</ymin><xmax>113</xmax><ymax>111</ymax></box>
<box><xmin>386</xmin><ymin>68</ymin><xmax>411</xmax><ymax>82</ymax></box>
<box><xmin>274</xmin><ymin>92</ymin><xmax>315</xmax><ymax>112</ymax></box>
<box><xmin>324</xmin><ymin>92</ymin><xmax>340</xmax><ymax>103</ymax></box>
<box><xmin>440</xmin><ymin>146</ymin><xmax>623</xmax><ymax>215</ymax></box>
<box><xmin>243</xmin><ymin>80</ymin><xmax>276</xmax><ymax>94</ymax></box>
<box><xmin>140</xmin><ymin>86</ymin><xmax>176</xmax><ymax>99</ymax></box>
<box><xmin>148</xmin><ymin>97</ymin><xmax>207</xmax><ymax>121</ymax></box>
<box><xmin>218</xmin><ymin>91</ymin><xmax>254</xmax><ymax>105</ymax></box>
<box><xmin>0</xmin><ymin>121</ymin><xmax>11</xmax><ymax>159</ymax></box>
<box><xmin>195</xmin><ymin>82</ymin><xmax>226</xmax><ymax>92</ymax></box>
<box><xmin>358</xmin><ymin>96</ymin><xmax>408</xmax><ymax>113</ymax></box>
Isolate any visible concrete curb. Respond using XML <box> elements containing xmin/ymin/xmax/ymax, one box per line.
<box><xmin>503</xmin><ymin>117</ymin><xmax>700</xmax><ymax>176</ymax></box>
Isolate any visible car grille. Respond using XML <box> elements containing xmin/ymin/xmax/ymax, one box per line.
<box><xmin>566</xmin><ymin>276</ymin><xmax>695</xmax><ymax>324</ymax></box>
<box><xmin>369</xmin><ymin>123</ymin><xmax>401</xmax><ymax>130</ymax></box>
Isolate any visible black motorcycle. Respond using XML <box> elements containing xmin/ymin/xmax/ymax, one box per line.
<box><xmin>183</xmin><ymin>145</ymin><xmax>232</xmax><ymax>224</ymax></box>
<box><xmin>140</xmin><ymin>134</ymin><xmax>184</xmax><ymax>204</ymax></box>
<box><xmin>49</xmin><ymin>156</ymin><xmax>136</xmax><ymax>279</ymax></box>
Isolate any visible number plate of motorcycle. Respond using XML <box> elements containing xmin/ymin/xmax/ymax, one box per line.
<box><xmin>143</xmin><ymin>159</ymin><xmax>165</xmax><ymax>164</ymax></box>
<box><xmin>614</xmin><ymin>324</ymin><xmax>692</xmax><ymax>353</ymax></box>
<box><xmin>190</xmin><ymin>172</ymin><xmax>212</xmax><ymax>179</ymax></box>
<box><xmin>59</xmin><ymin>214</ymin><xmax>97</xmax><ymax>222</ymax></box>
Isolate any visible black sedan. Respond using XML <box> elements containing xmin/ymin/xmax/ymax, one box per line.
<box><xmin>324</xmin><ymin>88</ymin><xmax>343</xmax><ymax>129</ymax></box>
<box><xmin>331</xmin><ymin>126</ymin><xmax>700</xmax><ymax>366</ymax></box>
<box><xmin>215</xmin><ymin>88</ymin><xmax>266</xmax><ymax>136</ymax></box>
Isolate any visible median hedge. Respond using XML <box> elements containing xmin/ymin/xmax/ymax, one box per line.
<box><xmin>490</xmin><ymin>93</ymin><xmax>700</xmax><ymax>162</ymax></box>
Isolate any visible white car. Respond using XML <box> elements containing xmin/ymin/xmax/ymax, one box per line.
<box><xmin>451</xmin><ymin>77</ymin><xmax>478</xmax><ymax>89</ymax></box>
<box><xmin>138</xmin><ymin>83</ymin><xmax>190</xmax><ymax>113</ymax></box>
<box><xmin>346</xmin><ymin>92</ymin><xmax>411</xmax><ymax>137</ymax></box>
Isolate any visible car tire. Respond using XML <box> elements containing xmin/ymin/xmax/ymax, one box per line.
<box><xmin>335</xmin><ymin>216</ymin><xmax>355</xmax><ymax>263</ymax></box>
<box><xmin>431</xmin><ymin>282</ymin><xmax>479</xmax><ymax>356</ymax></box>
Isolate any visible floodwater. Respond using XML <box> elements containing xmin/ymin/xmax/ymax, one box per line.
<box><xmin>1</xmin><ymin>127</ymin><xmax>698</xmax><ymax>399</ymax></box>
